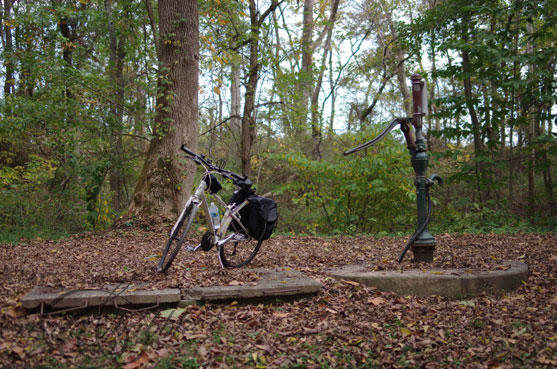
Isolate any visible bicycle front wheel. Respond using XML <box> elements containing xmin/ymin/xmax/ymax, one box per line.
<box><xmin>157</xmin><ymin>203</ymin><xmax>197</xmax><ymax>273</ymax></box>
<box><xmin>218</xmin><ymin>233</ymin><xmax>263</xmax><ymax>268</ymax></box>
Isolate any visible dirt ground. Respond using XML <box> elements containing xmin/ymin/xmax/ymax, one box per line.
<box><xmin>0</xmin><ymin>228</ymin><xmax>555</xmax><ymax>368</ymax></box>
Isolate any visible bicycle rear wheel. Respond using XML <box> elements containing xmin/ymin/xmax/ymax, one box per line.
<box><xmin>157</xmin><ymin>203</ymin><xmax>197</xmax><ymax>273</ymax></box>
<box><xmin>218</xmin><ymin>227</ymin><xmax>263</xmax><ymax>268</ymax></box>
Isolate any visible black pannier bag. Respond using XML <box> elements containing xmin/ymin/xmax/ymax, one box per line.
<box><xmin>242</xmin><ymin>195</ymin><xmax>278</xmax><ymax>240</ymax></box>
<box><xmin>229</xmin><ymin>191</ymin><xmax>278</xmax><ymax>241</ymax></box>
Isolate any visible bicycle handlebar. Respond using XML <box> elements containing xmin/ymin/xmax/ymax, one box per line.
<box><xmin>180</xmin><ymin>144</ymin><xmax>246</xmax><ymax>182</ymax></box>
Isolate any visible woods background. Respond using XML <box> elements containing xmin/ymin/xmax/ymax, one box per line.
<box><xmin>0</xmin><ymin>0</ymin><xmax>555</xmax><ymax>243</ymax></box>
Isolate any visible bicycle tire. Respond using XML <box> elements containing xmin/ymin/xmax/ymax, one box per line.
<box><xmin>218</xmin><ymin>220</ymin><xmax>263</xmax><ymax>268</ymax></box>
<box><xmin>157</xmin><ymin>204</ymin><xmax>197</xmax><ymax>273</ymax></box>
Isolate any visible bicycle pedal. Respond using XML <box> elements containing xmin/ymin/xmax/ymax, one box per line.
<box><xmin>233</xmin><ymin>233</ymin><xmax>248</xmax><ymax>241</ymax></box>
<box><xmin>185</xmin><ymin>244</ymin><xmax>201</xmax><ymax>252</ymax></box>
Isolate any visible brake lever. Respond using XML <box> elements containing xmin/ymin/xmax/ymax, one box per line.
<box><xmin>216</xmin><ymin>159</ymin><xmax>226</xmax><ymax>169</ymax></box>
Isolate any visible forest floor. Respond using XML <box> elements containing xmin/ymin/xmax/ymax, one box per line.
<box><xmin>0</xmin><ymin>223</ymin><xmax>555</xmax><ymax>368</ymax></box>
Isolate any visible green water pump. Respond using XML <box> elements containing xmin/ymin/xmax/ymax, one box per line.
<box><xmin>344</xmin><ymin>74</ymin><xmax>442</xmax><ymax>262</ymax></box>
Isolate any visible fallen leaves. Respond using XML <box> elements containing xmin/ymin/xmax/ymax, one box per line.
<box><xmin>0</xmin><ymin>232</ymin><xmax>555</xmax><ymax>368</ymax></box>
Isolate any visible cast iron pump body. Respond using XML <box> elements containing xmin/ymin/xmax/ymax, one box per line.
<box><xmin>344</xmin><ymin>74</ymin><xmax>442</xmax><ymax>263</ymax></box>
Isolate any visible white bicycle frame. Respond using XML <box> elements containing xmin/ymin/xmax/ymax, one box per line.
<box><xmin>170</xmin><ymin>175</ymin><xmax>251</xmax><ymax>254</ymax></box>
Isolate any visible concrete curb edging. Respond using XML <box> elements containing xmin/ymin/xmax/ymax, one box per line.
<box><xmin>21</xmin><ymin>286</ymin><xmax>180</xmax><ymax>310</ymax></box>
<box><xmin>20</xmin><ymin>268</ymin><xmax>321</xmax><ymax>312</ymax></box>
<box><xmin>182</xmin><ymin>267</ymin><xmax>321</xmax><ymax>302</ymax></box>
<box><xmin>330</xmin><ymin>261</ymin><xmax>528</xmax><ymax>297</ymax></box>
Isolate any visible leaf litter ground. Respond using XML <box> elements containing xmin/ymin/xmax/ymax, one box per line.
<box><xmin>0</xmin><ymin>226</ymin><xmax>555</xmax><ymax>368</ymax></box>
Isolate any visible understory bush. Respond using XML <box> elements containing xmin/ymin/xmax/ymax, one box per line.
<box><xmin>265</xmin><ymin>129</ymin><xmax>416</xmax><ymax>235</ymax></box>
<box><xmin>0</xmin><ymin>155</ymin><xmax>89</xmax><ymax>244</ymax></box>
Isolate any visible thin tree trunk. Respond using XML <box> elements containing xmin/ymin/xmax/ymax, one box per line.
<box><xmin>143</xmin><ymin>0</ymin><xmax>159</xmax><ymax>57</ymax></box>
<box><xmin>461</xmin><ymin>13</ymin><xmax>484</xmax><ymax>203</ymax></box>
<box><xmin>385</xmin><ymin>11</ymin><xmax>411</xmax><ymax>116</ymax></box>
<box><xmin>310</xmin><ymin>0</ymin><xmax>340</xmax><ymax>160</ymax></box>
<box><xmin>129</xmin><ymin>0</ymin><xmax>199</xmax><ymax>217</ymax></box>
<box><xmin>240</xmin><ymin>7</ymin><xmax>259</xmax><ymax>176</ymax></box>
<box><xmin>2</xmin><ymin>0</ymin><xmax>14</xmax><ymax>96</ymax></box>
<box><xmin>230</xmin><ymin>61</ymin><xmax>241</xmax><ymax>150</ymax></box>
<box><xmin>299</xmin><ymin>0</ymin><xmax>314</xmax><ymax>131</ymax></box>
<box><xmin>58</xmin><ymin>11</ymin><xmax>77</xmax><ymax>101</ymax></box>
<box><xmin>240</xmin><ymin>0</ymin><xmax>281</xmax><ymax>176</ymax></box>
<box><xmin>526</xmin><ymin>22</ymin><xmax>536</xmax><ymax>219</ymax></box>
<box><xmin>106</xmin><ymin>0</ymin><xmax>127</xmax><ymax>212</ymax></box>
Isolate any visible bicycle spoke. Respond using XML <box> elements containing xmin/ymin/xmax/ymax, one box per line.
<box><xmin>218</xmin><ymin>232</ymin><xmax>263</xmax><ymax>268</ymax></box>
<box><xmin>157</xmin><ymin>204</ymin><xmax>197</xmax><ymax>272</ymax></box>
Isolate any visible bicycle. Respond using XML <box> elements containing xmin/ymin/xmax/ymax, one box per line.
<box><xmin>157</xmin><ymin>145</ymin><xmax>274</xmax><ymax>272</ymax></box>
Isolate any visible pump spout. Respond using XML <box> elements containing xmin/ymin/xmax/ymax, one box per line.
<box><xmin>429</xmin><ymin>174</ymin><xmax>443</xmax><ymax>185</ymax></box>
<box><xmin>343</xmin><ymin>118</ymin><xmax>406</xmax><ymax>156</ymax></box>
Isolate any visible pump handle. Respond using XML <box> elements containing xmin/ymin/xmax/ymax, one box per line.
<box><xmin>344</xmin><ymin>118</ymin><xmax>405</xmax><ymax>156</ymax></box>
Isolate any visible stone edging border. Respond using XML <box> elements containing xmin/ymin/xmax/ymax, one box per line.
<box><xmin>330</xmin><ymin>261</ymin><xmax>528</xmax><ymax>297</ymax></box>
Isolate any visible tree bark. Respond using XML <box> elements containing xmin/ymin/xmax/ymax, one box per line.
<box><xmin>384</xmin><ymin>11</ymin><xmax>411</xmax><ymax>116</ymax></box>
<box><xmin>2</xmin><ymin>0</ymin><xmax>14</xmax><ymax>96</ymax></box>
<box><xmin>526</xmin><ymin>22</ymin><xmax>535</xmax><ymax>219</ymax></box>
<box><xmin>129</xmin><ymin>0</ymin><xmax>199</xmax><ymax>218</ymax></box>
<box><xmin>240</xmin><ymin>0</ymin><xmax>281</xmax><ymax>176</ymax></box>
<box><xmin>299</xmin><ymin>0</ymin><xmax>314</xmax><ymax>130</ymax></box>
<box><xmin>105</xmin><ymin>0</ymin><xmax>127</xmax><ymax>212</ymax></box>
<box><xmin>461</xmin><ymin>13</ymin><xmax>485</xmax><ymax>203</ymax></box>
<box><xmin>310</xmin><ymin>0</ymin><xmax>340</xmax><ymax>160</ymax></box>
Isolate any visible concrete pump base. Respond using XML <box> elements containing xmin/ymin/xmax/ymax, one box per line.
<box><xmin>330</xmin><ymin>261</ymin><xmax>528</xmax><ymax>298</ymax></box>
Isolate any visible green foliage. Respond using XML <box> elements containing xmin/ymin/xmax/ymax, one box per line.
<box><xmin>266</xmin><ymin>128</ymin><xmax>415</xmax><ymax>235</ymax></box>
<box><xmin>0</xmin><ymin>0</ymin><xmax>554</xmax><ymax>243</ymax></box>
<box><xmin>0</xmin><ymin>155</ymin><xmax>87</xmax><ymax>244</ymax></box>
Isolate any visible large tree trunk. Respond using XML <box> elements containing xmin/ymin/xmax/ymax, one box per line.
<box><xmin>128</xmin><ymin>0</ymin><xmax>199</xmax><ymax>218</ymax></box>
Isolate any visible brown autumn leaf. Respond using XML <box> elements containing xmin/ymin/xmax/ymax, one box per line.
<box><xmin>3</xmin><ymin>308</ymin><xmax>22</xmax><ymax>319</ymax></box>
<box><xmin>342</xmin><ymin>280</ymin><xmax>361</xmax><ymax>286</ymax></box>
<box><xmin>368</xmin><ymin>297</ymin><xmax>386</xmax><ymax>306</ymax></box>
<box><xmin>123</xmin><ymin>352</ymin><xmax>149</xmax><ymax>369</ymax></box>
<box><xmin>12</xmin><ymin>346</ymin><xmax>25</xmax><ymax>360</ymax></box>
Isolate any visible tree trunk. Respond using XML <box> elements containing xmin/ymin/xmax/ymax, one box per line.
<box><xmin>240</xmin><ymin>0</ymin><xmax>281</xmax><ymax>176</ymax></box>
<box><xmin>299</xmin><ymin>0</ymin><xmax>314</xmax><ymax>131</ymax></box>
<box><xmin>105</xmin><ymin>0</ymin><xmax>127</xmax><ymax>212</ymax></box>
<box><xmin>240</xmin><ymin>11</ymin><xmax>259</xmax><ymax>176</ymax></box>
<box><xmin>230</xmin><ymin>63</ymin><xmax>241</xmax><ymax>134</ymax></box>
<box><xmin>384</xmin><ymin>11</ymin><xmax>411</xmax><ymax>116</ymax></box>
<box><xmin>526</xmin><ymin>22</ymin><xmax>536</xmax><ymax>219</ymax></box>
<box><xmin>129</xmin><ymin>0</ymin><xmax>199</xmax><ymax>218</ymax></box>
<box><xmin>59</xmin><ymin>13</ymin><xmax>76</xmax><ymax>99</ymax></box>
<box><xmin>310</xmin><ymin>0</ymin><xmax>340</xmax><ymax>160</ymax></box>
<box><xmin>2</xmin><ymin>0</ymin><xmax>14</xmax><ymax>96</ymax></box>
<box><xmin>461</xmin><ymin>13</ymin><xmax>485</xmax><ymax>203</ymax></box>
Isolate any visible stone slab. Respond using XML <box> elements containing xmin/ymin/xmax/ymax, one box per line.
<box><xmin>21</xmin><ymin>268</ymin><xmax>321</xmax><ymax>311</ymax></box>
<box><xmin>21</xmin><ymin>285</ymin><xmax>181</xmax><ymax>310</ymax></box>
<box><xmin>330</xmin><ymin>261</ymin><xmax>528</xmax><ymax>297</ymax></box>
<box><xmin>182</xmin><ymin>267</ymin><xmax>321</xmax><ymax>302</ymax></box>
